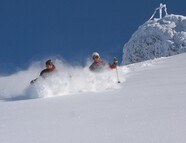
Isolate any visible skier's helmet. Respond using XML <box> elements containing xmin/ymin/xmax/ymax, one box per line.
<box><xmin>92</xmin><ymin>52</ymin><xmax>100</xmax><ymax>59</ymax></box>
<box><xmin>46</xmin><ymin>59</ymin><xmax>53</xmax><ymax>66</ymax></box>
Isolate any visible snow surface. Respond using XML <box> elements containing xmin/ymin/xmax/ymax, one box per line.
<box><xmin>122</xmin><ymin>14</ymin><xmax>186</xmax><ymax>65</ymax></box>
<box><xmin>0</xmin><ymin>53</ymin><xmax>186</xmax><ymax>143</ymax></box>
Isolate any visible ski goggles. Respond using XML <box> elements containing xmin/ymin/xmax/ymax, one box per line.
<box><xmin>93</xmin><ymin>55</ymin><xmax>99</xmax><ymax>60</ymax></box>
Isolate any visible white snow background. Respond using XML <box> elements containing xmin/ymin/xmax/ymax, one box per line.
<box><xmin>0</xmin><ymin>53</ymin><xmax>186</xmax><ymax>143</ymax></box>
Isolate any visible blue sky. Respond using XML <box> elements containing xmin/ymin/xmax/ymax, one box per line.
<box><xmin>0</xmin><ymin>0</ymin><xmax>185</xmax><ymax>74</ymax></box>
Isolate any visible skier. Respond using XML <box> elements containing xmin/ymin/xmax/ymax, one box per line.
<box><xmin>89</xmin><ymin>52</ymin><xmax>118</xmax><ymax>72</ymax></box>
<box><xmin>40</xmin><ymin>59</ymin><xmax>56</xmax><ymax>78</ymax></box>
<box><xmin>30</xmin><ymin>59</ymin><xmax>56</xmax><ymax>84</ymax></box>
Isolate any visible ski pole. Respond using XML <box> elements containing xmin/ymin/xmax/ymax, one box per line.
<box><xmin>113</xmin><ymin>57</ymin><xmax>120</xmax><ymax>83</ymax></box>
<box><xmin>115</xmin><ymin>66</ymin><xmax>120</xmax><ymax>83</ymax></box>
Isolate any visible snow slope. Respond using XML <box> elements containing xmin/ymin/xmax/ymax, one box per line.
<box><xmin>0</xmin><ymin>53</ymin><xmax>186</xmax><ymax>143</ymax></box>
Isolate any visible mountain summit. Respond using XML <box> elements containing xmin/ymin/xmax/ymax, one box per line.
<box><xmin>122</xmin><ymin>4</ymin><xmax>186</xmax><ymax>65</ymax></box>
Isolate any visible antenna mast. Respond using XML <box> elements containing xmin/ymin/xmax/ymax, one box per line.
<box><xmin>149</xmin><ymin>3</ymin><xmax>168</xmax><ymax>20</ymax></box>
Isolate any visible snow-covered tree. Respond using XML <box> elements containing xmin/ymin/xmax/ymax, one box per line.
<box><xmin>122</xmin><ymin>4</ymin><xmax>186</xmax><ymax>65</ymax></box>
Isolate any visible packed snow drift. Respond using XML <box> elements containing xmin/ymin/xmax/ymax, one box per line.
<box><xmin>0</xmin><ymin>59</ymin><xmax>127</xmax><ymax>100</ymax></box>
